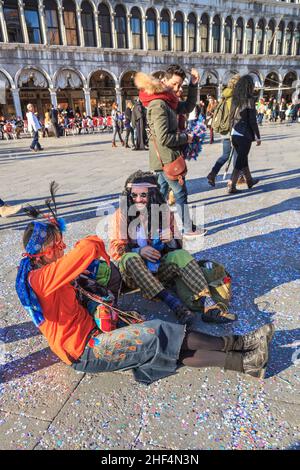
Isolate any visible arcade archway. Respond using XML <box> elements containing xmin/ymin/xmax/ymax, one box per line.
<box><xmin>89</xmin><ymin>70</ymin><xmax>116</xmax><ymax>115</ymax></box>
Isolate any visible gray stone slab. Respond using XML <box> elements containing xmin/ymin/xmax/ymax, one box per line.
<box><xmin>0</xmin><ymin>122</ymin><xmax>299</xmax><ymax>449</ymax></box>
<box><xmin>0</xmin><ymin>321</ymin><xmax>83</xmax><ymax>420</ymax></box>
<box><xmin>35</xmin><ymin>372</ymin><xmax>147</xmax><ymax>450</ymax></box>
<box><xmin>0</xmin><ymin>411</ymin><xmax>50</xmax><ymax>450</ymax></box>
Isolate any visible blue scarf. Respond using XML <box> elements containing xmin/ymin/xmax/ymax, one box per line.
<box><xmin>15</xmin><ymin>222</ymin><xmax>50</xmax><ymax>327</ymax></box>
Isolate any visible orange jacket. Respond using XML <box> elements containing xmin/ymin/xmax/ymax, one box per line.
<box><xmin>29</xmin><ymin>236</ymin><xmax>110</xmax><ymax>365</ymax></box>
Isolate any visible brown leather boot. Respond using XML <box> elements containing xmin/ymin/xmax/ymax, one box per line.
<box><xmin>207</xmin><ymin>170</ymin><xmax>216</xmax><ymax>187</ymax></box>
<box><xmin>227</xmin><ymin>169</ymin><xmax>241</xmax><ymax>194</ymax></box>
<box><xmin>237</xmin><ymin>174</ymin><xmax>246</xmax><ymax>186</ymax></box>
<box><xmin>243</xmin><ymin>166</ymin><xmax>259</xmax><ymax>189</ymax></box>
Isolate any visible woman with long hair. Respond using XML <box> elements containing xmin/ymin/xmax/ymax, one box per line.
<box><xmin>228</xmin><ymin>75</ymin><xmax>261</xmax><ymax>194</ymax></box>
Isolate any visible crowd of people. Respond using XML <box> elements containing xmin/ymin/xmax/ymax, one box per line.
<box><xmin>256</xmin><ymin>97</ymin><xmax>300</xmax><ymax>125</ymax></box>
<box><xmin>1</xmin><ymin>92</ymin><xmax>299</xmax><ymax>151</ymax></box>
<box><xmin>0</xmin><ymin>64</ymin><xmax>282</xmax><ymax>385</ymax></box>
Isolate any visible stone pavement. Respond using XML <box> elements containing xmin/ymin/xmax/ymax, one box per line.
<box><xmin>0</xmin><ymin>123</ymin><xmax>299</xmax><ymax>450</ymax></box>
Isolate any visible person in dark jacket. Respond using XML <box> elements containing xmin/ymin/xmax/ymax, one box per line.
<box><xmin>279</xmin><ymin>98</ymin><xmax>287</xmax><ymax>123</ymax></box>
<box><xmin>124</xmin><ymin>101</ymin><xmax>135</xmax><ymax>148</ymax></box>
<box><xmin>50</xmin><ymin>105</ymin><xmax>60</xmax><ymax>138</ymax></box>
<box><xmin>131</xmin><ymin>99</ymin><xmax>147</xmax><ymax>150</ymax></box>
<box><xmin>228</xmin><ymin>75</ymin><xmax>261</xmax><ymax>194</ymax></box>
<box><xmin>93</xmin><ymin>103</ymin><xmax>104</xmax><ymax>118</ymax></box>
<box><xmin>135</xmin><ymin>65</ymin><xmax>199</xmax><ymax>235</ymax></box>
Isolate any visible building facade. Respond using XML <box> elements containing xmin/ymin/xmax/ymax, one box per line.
<box><xmin>0</xmin><ymin>0</ymin><xmax>300</xmax><ymax>118</ymax></box>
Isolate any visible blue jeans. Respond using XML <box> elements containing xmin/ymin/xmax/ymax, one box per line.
<box><xmin>30</xmin><ymin>131</ymin><xmax>41</xmax><ymax>150</ymax></box>
<box><xmin>257</xmin><ymin>113</ymin><xmax>264</xmax><ymax>125</ymax></box>
<box><xmin>156</xmin><ymin>171</ymin><xmax>192</xmax><ymax>231</ymax></box>
<box><xmin>212</xmin><ymin>138</ymin><xmax>236</xmax><ymax>175</ymax></box>
<box><xmin>0</xmin><ymin>198</ymin><xmax>4</xmax><ymax>207</ymax></box>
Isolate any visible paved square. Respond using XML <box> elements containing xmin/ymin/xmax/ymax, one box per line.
<box><xmin>0</xmin><ymin>123</ymin><xmax>299</xmax><ymax>450</ymax></box>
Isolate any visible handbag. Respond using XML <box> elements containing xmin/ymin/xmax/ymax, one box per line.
<box><xmin>151</xmin><ymin>132</ymin><xmax>187</xmax><ymax>186</ymax></box>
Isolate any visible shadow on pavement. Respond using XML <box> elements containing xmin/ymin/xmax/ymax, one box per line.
<box><xmin>1</xmin><ymin>228</ymin><xmax>299</xmax><ymax>383</ymax></box>
<box><xmin>0</xmin><ymin>347</ymin><xmax>59</xmax><ymax>384</ymax></box>
<box><xmin>206</xmin><ymin>197</ymin><xmax>300</xmax><ymax>236</ymax></box>
<box><xmin>0</xmin><ymin>193</ymin><xmax>121</xmax><ymax>232</ymax></box>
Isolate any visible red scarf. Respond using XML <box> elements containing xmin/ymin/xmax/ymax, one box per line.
<box><xmin>139</xmin><ymin>90</ymin><xmax>179</xmax><ymax>111</ymax></box>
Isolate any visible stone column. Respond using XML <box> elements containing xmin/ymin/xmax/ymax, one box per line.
<box><xmin>217</xmin><ymin>82</ymin><xmax>222</xmax><ymax>100</ymax></box>
<box><xmin>94</xmin><ymin>9</ymin><xmax>101</xmax><ymax>48</ymax></box>
<box><xmin>49</xmin><ymin>88</ymin><xmax>58</xmax><ymax>107</ymax></box>
<box><xmin>115</xmin><ymin>84</ymin><xmax>122</xmax><ymax>111</ymax></box>
<box><xmin>0</xmin><ymin>1</ymin><xmax>9</xmax><ymax>42</ymax></box>
<box><xmin>209</xmin><ymin>17</ymin><xmax>213</xmax><ymax>53</ymax></box>
<box><xmin>277</xmin><ymin>82</ymin><xmax>283</xmax><ymax>101</ymax></box>
<box><xmin>18</xmin><ymin>0</ymin><xmax>30</xmax><ymax>44</ymax></box>
<box><xmin>196</xmin><ymin>19</ymin><xmax>201</xmax><ymax>53</ymax></box>
<box><xmin>184</xmin><ymin>18</ymin><xmax>188</xmax><ymax>53</ymax></box>
<box><xmin>11</xmin><ymin>88</ymin><xmax>23</xmax><ymax>118</ymax></box>
<box><xmin>253</xmin><ymin>22</ymin><xmax>259</xmax><ymax>55</ymax></box>
<box><xmin>232</xmin><ymin>20</ymin><xmax>237</xmax><ymax>54</ymax></box>
<box><xmin>111</xmin><ymin>12</ymin><xmax>117</xmax><ymax>49</ymax></box>
<box><xmin>127</xmin><ymin>14</ymin><xmax>132</xmax><ymax>49</ymax></box>
<box><xmin>291</xmin><ymin>29</ymin><xmax>297</xmax><ymax>56</ymax></box>
<box><xmin>243</xmin><ymin>24</ymin><xmax>248</xmax><ymax>54</ymax></box>
<box><xmin>157</xmin><ymin>16</ymin><xmax>162</xmax><ymax>51</ymax></box>
<box><xmin>220</xmin><ymin>17</ymin><xmax>225</xmax><ymax>53</ymax></box>
<box><xmin>282</xmin><ymin>27</ymin><xmax>289</xmax><ymax>55</ymax></box>
<box><xmin>280</xmin><ymin>26</ymin><xmax>287</xmax><ymax>55</ymax></box>
<box><xmin>142</xmin><ymin>15</ymin><xmax>147</xmax><ymax>50</ymax></box>
<box><xmin>58</xmin><ymin>4</ymin><xmax>67</xmax><ymax>46</ymax></box>
<box><xmin>38</xmin><ymin>0</ymin><xmax>48</xmax><ymax>45</ymax></box>
<box><xmin>83</xmin><ymin>88</ymin><xmax>92</xmax><ymax>115</ymax></box>
<box><xmin>170</xmin><ymin>17</ymin><xmax>174</xmax><ymax>52</ymax></box>
<box><xmin>274</xmin><ymin>26</ymin><xmax>279</xmax><ymax>55</ymax></box>
<box><xmin>76</xmin><ymin>7</ymin><xmax>84</xmax><ymax>47</ymax></box>
<box><xmin>264</xmin><ymin>26</ymin><xmax>269</xmax><ymax>55</ymax></box>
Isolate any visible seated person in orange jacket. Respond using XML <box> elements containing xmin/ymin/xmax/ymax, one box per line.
<box><xmin>15</xmin><ymin>183</ymin><xmax>273</xmax><ymax>382</ymax></box>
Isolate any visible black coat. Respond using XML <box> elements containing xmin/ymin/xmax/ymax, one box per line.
<box><xmin>50</xmin><ymin>108</ymin><xmax>59</xmax><ymax>123</ymax></box>
<box><xmin>230</xmin><ymin>106</ymin><xmax>260</xmax><ymax>142</ymax></box>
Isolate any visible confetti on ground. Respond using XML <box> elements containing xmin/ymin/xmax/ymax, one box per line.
<box><xmin>0</xmin><ymin>124</ymin><xmax>299</xmax><ymax>449</ymax></box>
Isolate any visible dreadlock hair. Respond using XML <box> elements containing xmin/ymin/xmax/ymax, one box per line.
<box><xmin>232</xmin><ymin>75</ymin><xmax>255</xmax><ymax>111</ymax></box>
<box><xmin>165</xmin><ymin>64</ymin><xmax>186</xmax><ymax>81</ymax></box>
<box><xmin>122</xmin><ymin>170</ymin><xmax>168</xmax><ymax>241</ymax></box>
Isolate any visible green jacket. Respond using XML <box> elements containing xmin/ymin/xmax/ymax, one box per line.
<box><xmin>147</xmin><ymin>84</ymin><xmax>198</xmax><ymax>172</ymax></box>
<box><xmin>222</xmin><ymin>87</ymin><xmax>233</xmax><ymax>111</ymax></box>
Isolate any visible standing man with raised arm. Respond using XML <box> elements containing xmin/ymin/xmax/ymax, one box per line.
<box><xmin>135</xmin><ymin>65</ymin><xmax>200</xmax><ymax>236</ymax></box>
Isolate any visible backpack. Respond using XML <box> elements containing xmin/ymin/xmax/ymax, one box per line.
<box><xmin>212</xmin><ymin>97</ymin><xmax>231</xmax><ymax>135</ymax></box>
<box><xmin>173</xmin><ymin>260</ymin><xmax>232</xmax><ymax>311</ymax></box>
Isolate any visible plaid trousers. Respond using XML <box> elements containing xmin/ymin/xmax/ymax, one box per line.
<box><xmin>123</xmin><ymin>254</ymin><xmax>209</xmax><ymax>300</ymax></box>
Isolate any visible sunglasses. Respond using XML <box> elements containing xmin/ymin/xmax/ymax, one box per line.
<box><xmin>131</xmin><ymin>192</ymin><xmax>148</xmax><ymax>199</ymax></box>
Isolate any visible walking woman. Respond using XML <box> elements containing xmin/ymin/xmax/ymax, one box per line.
<box><xmin>227</xmin><ymin>75</ymin><xmax>261</xmax><ymax>194</ymax></box>
<box><xmin>111</xmin><ymin>102</ymin><xmax>124</xmax><ymax>147</ymax></box>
